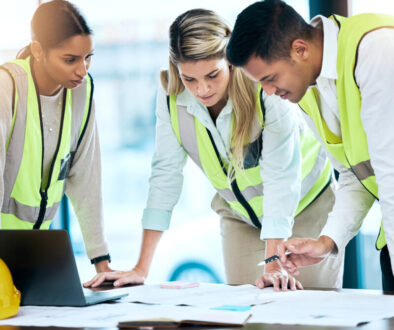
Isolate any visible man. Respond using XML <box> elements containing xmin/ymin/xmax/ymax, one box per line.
<box><xmin>226</xmin><ymin>0</ymin><xmax>394</xmax><ymax>290</ymax></box>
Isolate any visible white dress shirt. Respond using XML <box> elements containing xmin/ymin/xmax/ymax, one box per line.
<box><xmin>305</xmin><ymin>15</ymin><xmax>394</xmax><ymax>273</ymax></box>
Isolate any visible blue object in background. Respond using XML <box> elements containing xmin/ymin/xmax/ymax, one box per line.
<box><xmin>169</xmin><ymin>261</ymin><xmax>222</xmax><ymax>284</ymax></box>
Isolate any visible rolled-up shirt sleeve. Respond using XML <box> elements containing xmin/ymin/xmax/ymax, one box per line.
<box><xmin>142</xmin><ymin>85</ymin><xmax>187</xmax><ymax>231</ymax></box>
<box><xmin>259</xmin><ymin>94</ymin><xmax>302</xmax><ymax>240</ymax></box>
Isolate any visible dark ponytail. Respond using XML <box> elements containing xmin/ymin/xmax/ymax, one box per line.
<box><xmin>17</xmin><ymin>0</ymin><xmax>92</xmax><ymax>59</ymax></box>
<box><xmin>16</xmin><ymin>46</ymin><xmax>31</xmax><ymax>60</ymax></box>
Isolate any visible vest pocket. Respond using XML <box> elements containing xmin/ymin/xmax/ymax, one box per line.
<box><xmin>58</xmin><ymin>153</ymin><xmax>71</xmax><ymax>180</ymax></box>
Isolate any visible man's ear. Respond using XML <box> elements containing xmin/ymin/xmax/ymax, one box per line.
<box><xmin>30</xmin><ymin>40</ymin><xmax>44</xmax><ymax>62</ymax></box>
<box><xmin>290</xmin><ymin>39</ymin><xmax>310</xmax><ymax>61</ymax></box>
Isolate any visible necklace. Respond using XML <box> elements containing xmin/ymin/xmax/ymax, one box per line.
<box><xmin>41</xmin><ymin>92</ymin><xmax>63</xmax><ymax>134</ymax></box>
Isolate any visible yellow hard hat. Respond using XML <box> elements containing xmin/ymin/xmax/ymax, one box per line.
<box><xmin>0</xmin><ymin>258</ymin><xmax>21</xmax><ymax>320</ymax></box>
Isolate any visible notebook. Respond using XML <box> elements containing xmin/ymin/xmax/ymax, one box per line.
<box><xmin>117</xmin><ymin>306</ymin><xmax>251</xmax><ymax>328</ymax></box>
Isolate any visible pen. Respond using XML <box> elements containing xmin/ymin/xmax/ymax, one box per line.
<box><xmin>257</xmin><ymin>252</ymin><xmax>291</xmax><ymax>266</ymax></box>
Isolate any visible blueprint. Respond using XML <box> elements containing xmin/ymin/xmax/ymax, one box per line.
<box><xmin>1</xmin><ymin>283</ymin><xmax>394</xmax><ymax>327</ymax></box>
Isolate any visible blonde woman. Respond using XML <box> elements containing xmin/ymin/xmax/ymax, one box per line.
<box><xmin>85</xmin><ymin>9</ymin><xmax>344</xmax><ymax>290</ymax></box>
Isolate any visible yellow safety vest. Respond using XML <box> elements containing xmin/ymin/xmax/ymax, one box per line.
<box><xmin>299</xmin><ymin>14</ymin><xmax>394</xmax><ymax>249</ymax></box>
<box><xmin>169</xmin><ymin>85</ymin><xmax>331</xmax><ymax>228</ymax></box>
<box><xmin>0</xmin><ymin>57</ymin><xmax>93</xmax><ymax>229</ymax></box>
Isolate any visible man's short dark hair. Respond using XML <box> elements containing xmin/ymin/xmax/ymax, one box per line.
<box><xmin>227</xmin><ymin>0</ymin><xmax>313</xmax><ymax>66</ymax></box>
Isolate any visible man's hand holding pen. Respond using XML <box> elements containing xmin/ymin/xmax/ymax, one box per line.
<box><xmin>277</xmin><ymin>236</ymin><xmax>335</xmax><ymax>275</ymax></box>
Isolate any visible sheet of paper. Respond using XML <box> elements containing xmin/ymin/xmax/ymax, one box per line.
<box><xmin>0</xmin><ymin>303</ymin><xmax>134</xmax><ymax>328</ymax></box>
<box><xmin>0</xmin><ymin>303</ymin><xmax>250</xmax><ymax>328</ymax></box>
<box><xmin>250</xmin><ymin>289</ymin><xmax>394</xmax><ymax>327</ymax></box>
<box><xmin>121</xmin><ymin>282</ymin><xmax>262</xmax><ymax>307</ymax></box>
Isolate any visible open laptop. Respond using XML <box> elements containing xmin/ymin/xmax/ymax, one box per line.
<box><xmin>0</xmin><ymin>229</ymin><xmax>128</xmax><ymax>306</ymax></box>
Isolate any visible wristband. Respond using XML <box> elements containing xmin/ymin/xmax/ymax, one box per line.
<box><xmin>90</xmin><ymin>253</ymin><xmax>111</xmax><ymax>264</ymax></box>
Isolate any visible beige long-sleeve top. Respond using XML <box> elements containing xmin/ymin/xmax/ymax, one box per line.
<box><xmin>0</xmin><ymin>69</ymin><xmax>109</xmax><ymax>259</ymax></box>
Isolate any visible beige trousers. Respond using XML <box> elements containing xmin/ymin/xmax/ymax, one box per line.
<box><xmin>212</xmin><ymin>186</ymin><xmax>344</xmax><ymax>289</ymax></box>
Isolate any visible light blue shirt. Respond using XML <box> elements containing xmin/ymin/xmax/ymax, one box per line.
<box><xmin>142</xmin><ymin>84</ymin><xmax>302</xmax><ymax>240</ymax></box>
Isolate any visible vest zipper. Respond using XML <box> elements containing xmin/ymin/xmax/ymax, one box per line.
<box><xmin>31</xmin><ymin>58</ymin><xmax>67</xmax><ymax>229</ymax></box>
<box><xmin>34</xmin><ymin>191</ymin><xmax>48</xmax><ymax>230</ymax></box>
<box><xmin>206</xmin><ymin>130</ymin><xmax>262</xmax><ymax>229</ymax></box>
<box><xmin>230</xmin><ymin>179</ymin><xmax>262</xmax><ymax>229</ymax></box>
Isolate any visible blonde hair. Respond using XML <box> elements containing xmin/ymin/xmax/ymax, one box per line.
<box><xmin>161</xmin><ymin>9</ymin><xmax>258</xmax><ymax>176</ymax></box>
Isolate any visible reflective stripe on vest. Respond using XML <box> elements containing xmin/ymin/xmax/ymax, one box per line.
<box><xmin>0</xmin><ymin>57</ymin><xmax>93</xmax><ymax>229</ymax></box>
<box><xmin>169</xmin><ymin>86</ymin><xmax>331</xmax><ymax>228</ymax></box>
<box><xmin>298</xmin><ymin>14</ymin><xmax>394</xmax><ymax>249</ymax></box>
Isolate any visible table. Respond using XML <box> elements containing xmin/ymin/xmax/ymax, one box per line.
<box><xmin>1</xmin><ymin>288</ymin><xmax>393</xmax><ymax>330</ymax></box>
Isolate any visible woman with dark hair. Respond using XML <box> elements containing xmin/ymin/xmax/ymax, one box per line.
<box><xmin>0</xmin><ymin>0</ymin><xmax>112</xmax><ymax>272</ymax></box>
